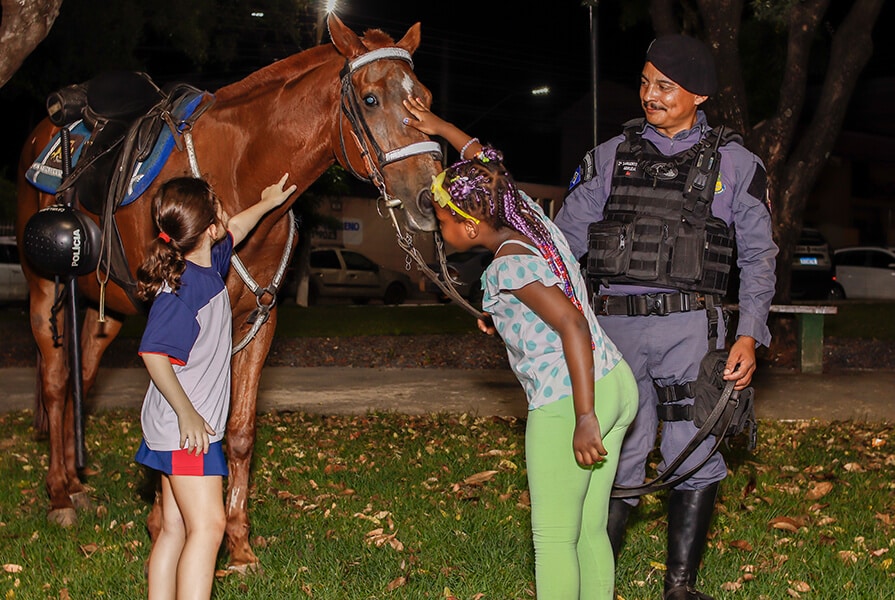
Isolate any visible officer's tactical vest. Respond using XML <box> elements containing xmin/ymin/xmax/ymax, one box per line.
<box><xmin>586</xmin><ymin>118</ymin><xmax>741</xmax><ymax>295</ymax></box>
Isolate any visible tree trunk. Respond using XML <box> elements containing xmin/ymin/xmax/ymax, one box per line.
<box><xmin>0</xmin><ymin>0</ymin><xmax>64</xmax><ymax>88</ymax></box>
<box><xmin>651</xmin><ymin>0</ymin><xmax>883</xmax><ymax>305</ymax></box>
<box><xmin>771</xmin><ymin>0</ymin><xmax>884</xmax><ymax>302</ymax></box>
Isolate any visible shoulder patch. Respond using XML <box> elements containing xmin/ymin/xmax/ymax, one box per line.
<box><xmin>746</xmin><ymin>164</ymin><xmax>769</xmax><ymax>212</ymax></box>
<box><xmin>568</xmin><ymin>151</ymin><xmax>595</xmax><ymax>192</ymax></box>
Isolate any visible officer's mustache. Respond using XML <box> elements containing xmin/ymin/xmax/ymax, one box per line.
<box><xmin>643</xmin><ymin>101</ymin><xmax>666</xmax><ymax>111</ymax></box>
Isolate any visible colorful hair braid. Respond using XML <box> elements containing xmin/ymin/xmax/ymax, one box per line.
<box><xmin>438</xmin><ymin>146</ymin><xmax>584</xmax><ymax>313</ymax></box>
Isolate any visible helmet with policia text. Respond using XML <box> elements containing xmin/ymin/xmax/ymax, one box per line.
<box><xmin>23</xmin><ymin>205</ymin><xmax>102</xmax><ymax>277</ymax></box>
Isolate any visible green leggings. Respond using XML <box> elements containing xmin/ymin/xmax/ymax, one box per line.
<box><xmin>526</xmin><ymin>360</ymin><xmax>638</xmax><ymax>600</ymax></box>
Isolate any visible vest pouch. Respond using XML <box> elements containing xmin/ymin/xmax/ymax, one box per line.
<box><xmin>587</xmin><ymin>220</ymin><xmax>632</xmax><ymax>278</ymax></box>
<box><xmin>626</xmin><ymin>216</ymin><xmax>664</xmax><ymax>280</ymax></box>
<box><xmin>669</xmin><ymin>220</ymin><xmax>705</xmax><ymax>283</ymax></box>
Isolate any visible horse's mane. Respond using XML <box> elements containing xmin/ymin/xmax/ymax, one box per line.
<box><xmin>215</xmin><ymin>28</ymin><xmax>399</xmax><ymax>104</ymax></box>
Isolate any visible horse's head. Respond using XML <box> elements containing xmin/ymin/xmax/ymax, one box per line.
<box><xmin>328</xmin><ymin>13</ymin><xmax>442</xmax><ymax>233</ymax></box>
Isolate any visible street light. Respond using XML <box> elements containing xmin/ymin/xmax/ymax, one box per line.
<box><xmin>463</xmin><ymin>86</ymin><xmax>552</xmax><ymax>131</ymax></box>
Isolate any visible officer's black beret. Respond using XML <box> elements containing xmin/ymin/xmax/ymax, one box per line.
<box><xmin>645</xmin><ymin>34</ymin><xmax>717</xmax><ymax>96</ymax></box>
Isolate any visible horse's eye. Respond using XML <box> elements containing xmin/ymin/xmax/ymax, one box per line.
<box><xmin>363</xmin><ymin>94</ymin><xmax>378</xmax><ymax>107</ymax></box>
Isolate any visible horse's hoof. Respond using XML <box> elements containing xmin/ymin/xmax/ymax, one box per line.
<box><xmin>70</xmin><ymin>491</ymin><xmax>94</xmax><ymax>511</ymax></box>
<box><xmin>226</xmin><ymin>562</ymin><xmax>263</xmax><ymax>576</ymax></box>
<box><xmin>47</xmin><ymin>507</ymin><xmax>78</xmax><ymax>527</ymax></box>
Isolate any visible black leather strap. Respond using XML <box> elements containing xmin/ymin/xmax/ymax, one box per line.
<box><xmin>656</xmin><ymin>381</ymin><xmax>695</xmax><ymax>404</ymax></box>
<box><xmin>594</xmin><ymin>292</ymin><xmax>712</xmax><ymax>317</ymax></box>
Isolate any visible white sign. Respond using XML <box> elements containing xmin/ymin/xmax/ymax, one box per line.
<box><xmin>343</xmin><ymin>219</ymin><xmax>362</xmax><ymax>245</ymax></box>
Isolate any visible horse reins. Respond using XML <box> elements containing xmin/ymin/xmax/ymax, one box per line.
<box><xmin>180</xmin><ymin>125</ymin><xmax>296</xmax><ymax>355</ymax></box>
<box><xmin>338</xmin><ymin>47</ymin><xmax>484</xmax><ymax>319</ymax></box>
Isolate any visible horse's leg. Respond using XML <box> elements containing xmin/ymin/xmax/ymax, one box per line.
<box><xmin>28</xmin><ymin>280</ymin><xmax>80</xmax><ymax>526</ymax></box>
<box><xmin>67</xmin><ymin>307</ymin><xmax>124</xmax><ymax>511</ymax></box>
<box><xmin>223</xmin><ymin>312</ymin><xmax>277</xmax><ymax>571</ymax></box>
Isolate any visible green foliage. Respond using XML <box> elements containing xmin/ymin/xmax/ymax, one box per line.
<box><xmin>1</xmin><ymin>412</ymin><xmax>893</xmax><ymax>598</ymax></box>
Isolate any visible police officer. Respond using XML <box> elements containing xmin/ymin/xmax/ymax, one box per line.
<box><xmin>554</xmin><ymin>35</ymin><xmax>777</xmax><ymax>600</ymax></box>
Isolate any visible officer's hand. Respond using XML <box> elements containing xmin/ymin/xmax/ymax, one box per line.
<box><xmin>724</xmin><ymin>336</ymin><xmax>757</xmax><ymax>389</ymax></box>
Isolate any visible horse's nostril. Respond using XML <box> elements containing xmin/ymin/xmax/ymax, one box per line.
<box><xmin>416</xmin><ymin>188</ymin><xmax>434</xmax><ymax>217</ymax></box>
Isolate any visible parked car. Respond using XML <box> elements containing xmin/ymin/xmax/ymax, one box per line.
<box><xmin>281</xmin><ymin>247</ymin><xmax>411</xmax><ymax>305</ymax></box>
<box><xmin>833</xmin><ymin>246</ymin><xmax>895</xmax><ymax>300</ymax></box>
<box><xmin>790</xmin><ymin>228</ymin><xmax>844</xmax><ymax>300</ymax></box>
<box><xmin>425</xmin><ymin>248</ymin><xmax>493</xmax><ymax>303</ymax></box>
<box><xmin>0</xmin><ymin>236</ymin><xmax>28</xmax><ymax>303</ymax></box>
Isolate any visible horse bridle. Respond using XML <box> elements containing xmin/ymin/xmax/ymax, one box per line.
<box><xmin>338</xmin><ymin>47</ymin><xmax>443</xmax><ymax>196</ymax></box>
<box><xmin>338</xmin><ymin>47</ymin><xmax>484</xmax><ymax>319</ymax></box>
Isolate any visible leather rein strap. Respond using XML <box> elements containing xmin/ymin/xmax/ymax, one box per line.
<box><xmin>610</xmin><ymin>379</ymin><xmax>738</xmax><ymax>498</ymax></box>
<box><xmin>338</xmin><ymin>47</ymin><xmax>483</xmax><ymax>319</ymax></box>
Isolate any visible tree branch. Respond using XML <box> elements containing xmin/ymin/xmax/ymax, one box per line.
<box><xmin>0</xmin><ymin>0</ymin><xmax>64</xmax><ymax>89</ymax></box>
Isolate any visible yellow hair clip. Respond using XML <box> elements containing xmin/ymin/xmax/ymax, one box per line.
<box><xmin>431</xmin><ymin>171</ymin><xmax>480</xmax><ymax>224</ymax></box>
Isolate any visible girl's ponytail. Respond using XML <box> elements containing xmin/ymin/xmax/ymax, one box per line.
<box><xmin>136</xmin><ymin>178</ymin><xmax>218</xmax><ymax>300</ymax></box>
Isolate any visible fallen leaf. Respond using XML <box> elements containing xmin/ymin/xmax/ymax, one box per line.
<box><xmin>79</xmin><ymin>543</ymin><xmax>99</xmax><ymax>557</ymax></box>
<box><xmin>463</xmin><ymin>470</ymin><xmax>498</xmax><ymax>486</ymax></box>
<box><xmin>769</xmin><ymin>516</ymin><xmax>805</xmax><ymax>532</ymax></box>
<box><xmin>2</xmin><ymin>564</ymin><xmax>22</xmax><ymax>573</ymax></box>
<box><xmin>728</xmin><ymin>539</ymin><xmax>753</xmax><ymax>551</ymax></box>
<box><xmin>721</xmin><ymin>579</ymin><xmax>743</xmax><ymax>591</ymax></box>
<box><xmin>790</xmin><ymin>580</ymin><xmax>811</xmax><ymax>592</ymax></box>
<box><xmin>838</xmin><ymin>550</ymin><xmax>859</xmax><ymax>563</ymax></box>
<box><xmin>386</xmin><ymin>576</ymin><xmax>406</xmax><ymax>591</ymax></box>
<box><xmin>843</xmin><ymin>462</ymin><xmax>865</xmax><ymax>473</ymax></box>
<box><xmin>805</xmin><ymin>481</ymin><xmax>833</xmax><ymax>500</ymax></box>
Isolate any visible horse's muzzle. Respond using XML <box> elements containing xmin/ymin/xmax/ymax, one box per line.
<box><xmin>407</xmin><ymin>187</ymin><xmax>436</xmax><ymax>232</ymax></box>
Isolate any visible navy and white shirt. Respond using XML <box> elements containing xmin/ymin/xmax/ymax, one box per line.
<box><xmin>138</xmin><ymin>234</ymin><xmax>233</xmax><ymax>451</ymax></box>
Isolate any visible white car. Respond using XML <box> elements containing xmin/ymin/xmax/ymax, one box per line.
<box><xmin>280</xmin><ymin>247</ymin><xmax>412</xmax><ymax>305</ymax></box>
<box><xmin>0</xmin><ymin>236</ymin><xmax>29</xmax><ymax>303</ymax></box>
<box><xmin>833</xmin><ymin>247</ymin><xmax>895</xmax><ymax>300</ymax></box>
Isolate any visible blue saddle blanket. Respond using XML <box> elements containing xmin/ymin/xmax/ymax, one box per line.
<box><xmin>25</xmin><ymin>92</ymin><xmax>206</xmax><ymax>206</ymax></box>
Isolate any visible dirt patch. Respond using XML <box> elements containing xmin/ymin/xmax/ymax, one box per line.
<box><xmin>1</xmin><ymin>305</ymin><xmax>891</xmax><ymax>372</ymax></box>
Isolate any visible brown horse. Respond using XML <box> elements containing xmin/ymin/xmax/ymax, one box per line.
<box><xmin>15</xmin><ymin>14</ymin><xmax>442</xmax><ymax>569</ymax></box>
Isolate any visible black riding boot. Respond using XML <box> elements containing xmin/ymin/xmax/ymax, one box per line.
<box><xmin>607</xmin><ymin>498</ymin><xmax>632</xmax><ymax>560</ymax></box>
<box><xmin>664</xmin><ymin>482</ymin><xmax>719</xmax><ymax>600</ymax></box>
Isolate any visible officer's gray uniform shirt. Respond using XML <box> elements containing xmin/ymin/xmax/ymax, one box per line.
<box><xmin>554</xmin><ymin>111</ymin><xmax>777</xmax><ymax>347</ymax></box>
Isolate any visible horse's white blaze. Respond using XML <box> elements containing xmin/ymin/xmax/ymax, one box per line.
<box><xmin>401</xmin><ymin>73</ymin><xmax>414</xmax><ymax>96</ymax></box>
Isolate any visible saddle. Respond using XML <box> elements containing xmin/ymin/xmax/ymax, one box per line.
<box><xmin>33</xmin><ymin>71</ymin><xmax>213</xmax><ymax>308</ymax></box>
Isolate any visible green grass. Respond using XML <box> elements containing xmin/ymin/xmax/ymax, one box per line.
<box><xmin>124</xmin><ymin>300</ymin><xmax>895</xmax><ymax>340</ymax></box>
<box><xmin>113</xmin><ymin>303</ymin><xmax>478</xmax><ymax>339</ymax></box>
<box><xmin>823</xmin><ymin>301</ymin><xmax>895</xmax><ymax>340</ymax></box>
<box><xmin>1</xmin><ymin>412</ymin><xmax>893</xmax><ymax>599</ymax></box>
<box><xmin>5</xmin><ymin>299</ymin><xmax>894</xmax><ymax>340</ymax></box>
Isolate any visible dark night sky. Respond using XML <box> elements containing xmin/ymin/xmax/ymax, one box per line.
<box><xmin>333</xmin><ymin>1</ymin><xmax>652</xmax><ymax>184</ymax></box>
<box><xmin>2</xmin><ymin>2</ymin><xmax>893</xmax><ymax>188</ymax></box>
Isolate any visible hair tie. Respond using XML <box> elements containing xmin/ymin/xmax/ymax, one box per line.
<box><xmin>158</xmin><ymin>231</ymin><xmax>171</xmax><ymax>243</ymax></box>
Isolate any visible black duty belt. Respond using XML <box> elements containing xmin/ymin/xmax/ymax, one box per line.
<box><xmin>594</xmin><ymin>292</ymin><xmax>716</xmax><ymax>317</ymax></box>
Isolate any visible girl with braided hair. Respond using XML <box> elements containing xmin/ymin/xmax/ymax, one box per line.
<box><xmin>135</xmin><ymin>174</ymin><xmax>295</xmax><ymax>600</ymax></box>
<box><xmin>404</xmin><ymin>97</ymin><xmax>638</xmax><ymax>599</ymax></box>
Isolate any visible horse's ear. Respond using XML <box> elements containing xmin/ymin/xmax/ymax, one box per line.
<box><xmin>397</xmin><ymin>22</ymin><xmax>421</xmax><ymax>55</ymax></box>
<box><xmin>328</xmin><ymin>12</ymin><xmax>367</xmax><ymax>59</ymax></box>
